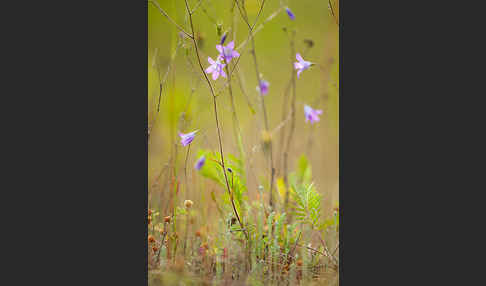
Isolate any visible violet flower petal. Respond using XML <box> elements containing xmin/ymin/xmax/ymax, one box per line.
<box><xmin>179</xmin><ymin>130</ymin><xmax>198</xmax><ymax>146</ymax></box>
<box><xmin>296</xmin><ymin>53</ymin><xmax>303</xmax><ymax>62</ymax></box>
<box><xmin>216</xmin><ymin>45</ymin><xmax>223</xmax><ymax>54</ymax></box>
<box><xmin>304</xmin><ymin>105</ymin><xmax>322</xmax><ymax>124</ymax></box>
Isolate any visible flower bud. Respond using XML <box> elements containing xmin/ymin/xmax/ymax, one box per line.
<box><xmin>220</xmin><ymin>32</ymin><xmax>227</xmax><ymax>45</ymax></box>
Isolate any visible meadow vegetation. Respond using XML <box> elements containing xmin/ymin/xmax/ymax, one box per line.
<box><xmin>148</xmin><ymin>0</ymin><xmax>339</xmax><ymax>284</ymax></box>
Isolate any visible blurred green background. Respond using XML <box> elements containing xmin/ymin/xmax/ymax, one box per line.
<box><xmin>148</xmin><ymin>0</ymin><xmax>338</xmax><ymax>215</ymax></box>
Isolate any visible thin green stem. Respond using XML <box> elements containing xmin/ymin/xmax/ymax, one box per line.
<box><xmin>148</xmin><ymin>0</ymin><xmax>193</xmax><ymax>39</ymax></box>
<box><xmin>283</xmin><ymin>31</ymin><xmax>297</xmax><ymax>212</ymax></box>
<box><xmin>183</xmin><ymin>0</ymin><xmax>248</xmax><ymax>240</ymax></box>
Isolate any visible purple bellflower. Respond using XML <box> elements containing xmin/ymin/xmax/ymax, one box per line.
<box><xmin>194</xmin><ymin>155</ymin><xmax>206</xmax><ymax>170</ymax></box>
<box><xmin>294</xmin><ymin>53</ymin><xmax>312</xmax><ymax>78</ymax></box>
<box><xmin>304</xmin><ymin>105</ymin><xmax>323</xmax><ymax>124</ymax></box>
<box><xmin>285</xmin><ymin>7</ymin><xmax>295</xmax><ymax>20</ymax></box>
<box><xmin>257</xmin><ymin>79</ymin><xmax>270</xmax><ymax>95</ymax></box>
<box><xmin>205</xmin><ymin>56</ymin><xmax>226</xmax><ymax>80</ymax></box>
<box><xmin>179</xmin><ymin>130</ymin><xmax>198</xmax><ymax>146</ymax></box>
<box><xmin>216</xmin><ymin>41</ymin><xmax>240</xmax><ymax>63</ymax></box>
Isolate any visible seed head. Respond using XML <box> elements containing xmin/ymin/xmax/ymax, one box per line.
<box><xmin>148</xmin><ymin>235</ymin><xmax>156</xmax><ymax>244</ymax></box>
<box><xmin>304</xmin><ymin>39</ymin><xmax>314</xmax><ymax>48</ymax></box>
<box><xmin>184</xmin><ymin>200</ymin><xmax>194</xmax><ymax>209</ymax></box>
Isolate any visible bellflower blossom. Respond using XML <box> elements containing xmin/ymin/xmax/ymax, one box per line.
<box><xmin>194</xmin><ymin>155</ymin><xmax>206</xmax><ymax>171</ymax></box>
<box><xmin>285</xmin><ymin>7</ymin><xmax>295</xmax><ymax>20</ymax></box>
<box><xmin>257</xmin><ymin>79</ymin><xmax>270</xmax><ymax>95</ymax></box>
<box><xmin>294</xmin><ymin>53</ymin><xmax>312</xmax><ymax>78</ymax></box>
<box><xmin>205</xmin><ymin>56</ymin><xmax>226</xmax><ymax>80</ymax></box>
<box><xmin>179</xmin><ymin>130</ymin><xmax>198</xmax><ymax>146</ymax></box>
<box><xmin>216</xmin><ymin>41</ymin><xmax>240</xmax><ymax>63</ymax></box>
<box><xmin>304</xmin><ymin>105</ymin><xmax>323</xmax><ymax>124</ymax></box>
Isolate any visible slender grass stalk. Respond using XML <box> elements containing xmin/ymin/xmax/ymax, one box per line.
<box><xmin>283</xmin><ymin>30</ymin><xmax>297</xmax><ymax>212</ymax></box>
<box><xmin>183</xmin><ymin>212</ymin><xmax>189</xmax><ymax>256</ymax></box>
<box><xmin>234</xmin><ymin>0</ymin><xmax>276</xmax><ymax>209</ymax></box>
<box><xmin>158</xmin><ymin>220</ymin><xmax>169</xmax><ymax>264</ymax></box>
<box><xmin>276</xmin><ymin>76</ymin><xmax>290</xmax><ymax>176</ymax></box>
<box><xmin>328</xmin><ymin>0</ymin><xmax>339</xmax><ymax>25</ymax></box>
<box><xmin>223</xmin><ymin>54</ymin><xmax>246</xmax><ymax>161</ymax></box>
<box><xmin>184</xmin><ymin>143</ymin><xmax>191</xmax><ymax>200</ymax></box>
<box><xmin>182</xmin><ymin>0</ymin><xmax>248</xmax><ymax>240</ymax></box>
<box><xmin>277</xmin><ymin>45</ymin><xmax>312</xmax><ymax>169</ymax></box>
<box><xmin>148</xmin><ymin>0</ymin><xmax>193</xmax><ymax>39</ymax></box>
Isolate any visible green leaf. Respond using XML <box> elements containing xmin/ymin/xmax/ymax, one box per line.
<box><xmin>197</xmin><ymin>149</ymin><xmax>247</xmax><ymax>214</ymax></box>
<box><xmin>291</xmin><ymin>182</ymin><xmax>321</xmax><ymax>229</ymax></box>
